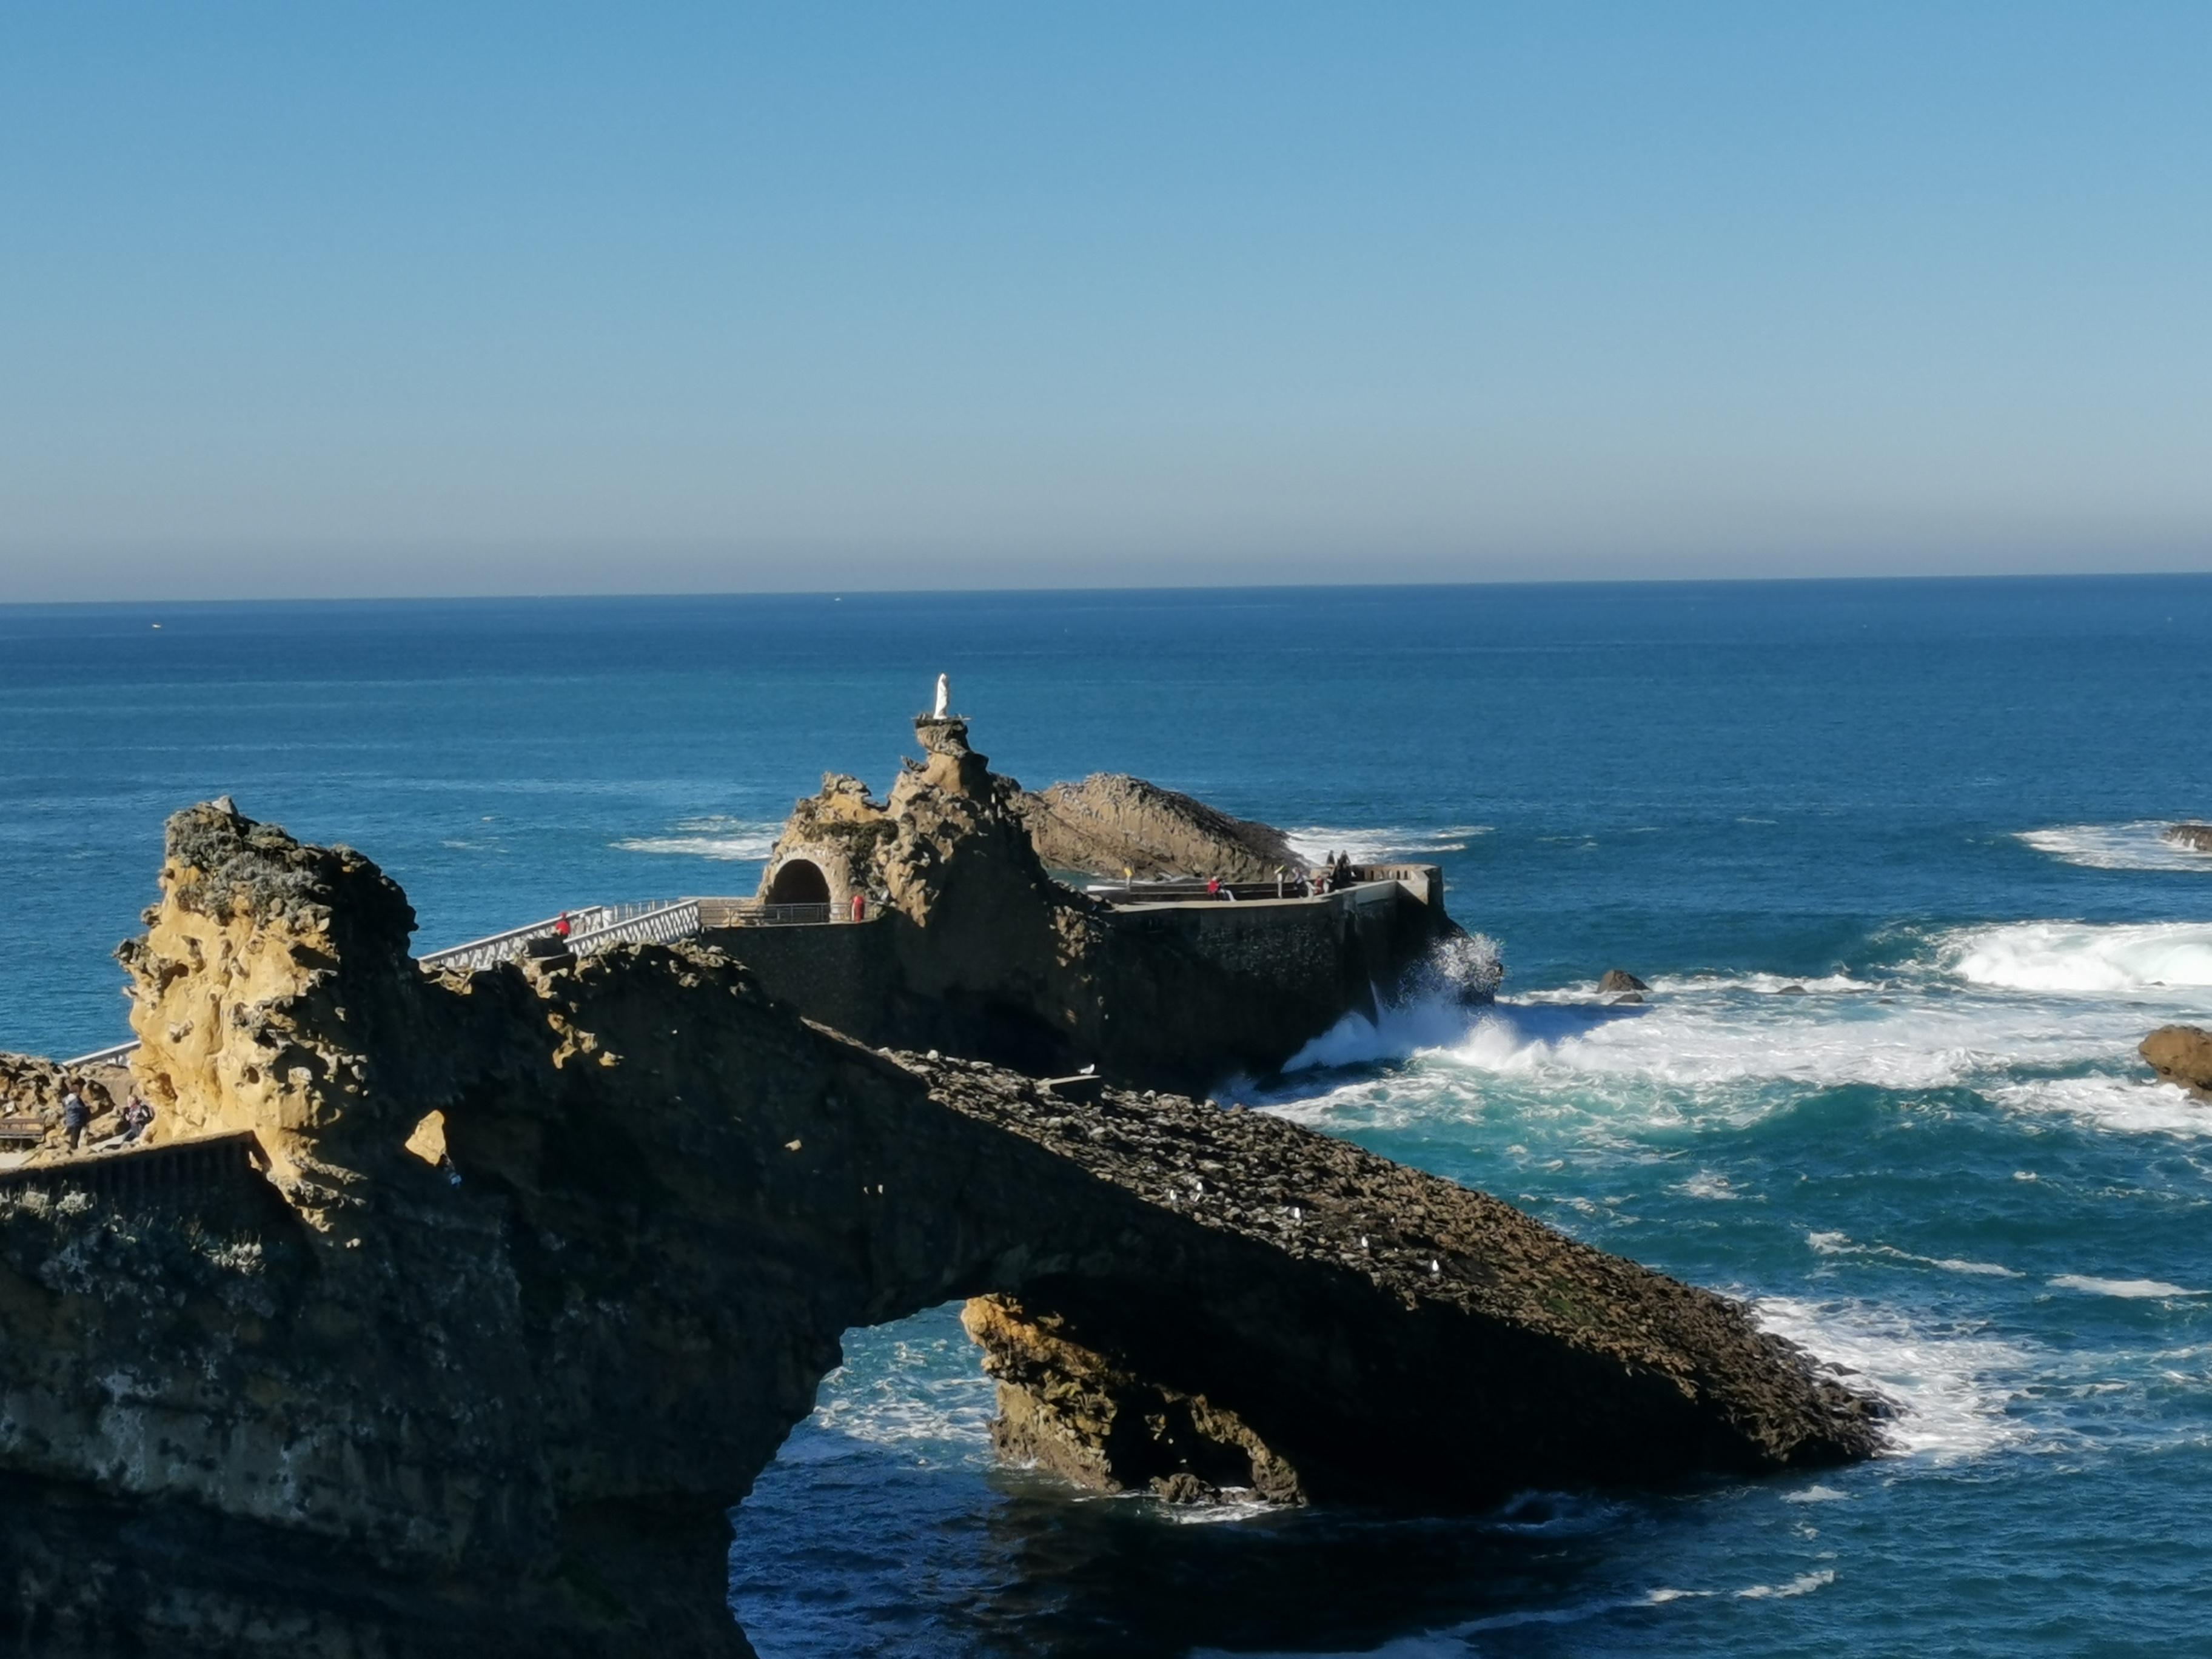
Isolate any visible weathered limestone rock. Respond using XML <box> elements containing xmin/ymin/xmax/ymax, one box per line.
<box><xmin>2166</xmin><ymin>822</ymin><xmax>2212</xmax><ymax>854</ymax></box>
<box><xmin>0</xmin><ymin>1054</ymin><xmax>130</xmax><ymax>1155</ymax></box>
<box><xmin>1019</xmin><ymin>773</ymin><xmax>1305</xmax><ymax>882</ymax></box>
<box><xmin>963</xmin><ymin>1295</ymin><xmax>1305</xmax><ymax>1505</ymax></box>
<box><xmin>739</xmin><ymin>719</ymin><xmax>1470</xmax><ymax>1090</ymax></box>
<box><xmin>2142</xmin><ymin>1025</ymin><xmax>2212</xmax><ymax>1099</ymax></box>
<box><xmin>0</xmin><ymin>804</ymin><xmax>1883</xmax><ymax>1655</ymax></box>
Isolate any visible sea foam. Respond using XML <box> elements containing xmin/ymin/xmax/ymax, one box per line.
<box><xmin>1942</xmin><ymin>920</ymin><xmax>2212</xmax><ymax>993</ymax></box>
<box><xmin>612</xmin><ymin>815</ymin><xmax>780</xmax><ymax>862</ymax></box>
<box><xmin>2018</xmin><ymin>822</ymin><xmax>2212</xmax><ymax>873</ymax></box>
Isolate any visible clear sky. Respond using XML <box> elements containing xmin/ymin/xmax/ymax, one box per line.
<box><xmin>3</xmin><ymin>2</ymin><xmax>2207</xmax><ymax>599</ymax></box>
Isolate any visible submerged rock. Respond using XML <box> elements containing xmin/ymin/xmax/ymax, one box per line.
<box><xmin>2142</xmin><ymin>1025</ymin><xmax>2212</xmax><ymax>1099</ymax></box>
<box><xmin>0</xmin><ymin>802</ymin><xmax>1884</xmax><ymax>1653</ymax></box>
<box><xmin>2166</xmin><ymin>823</ymin><xmax>2212</xmax><ymax>854</ymax></box>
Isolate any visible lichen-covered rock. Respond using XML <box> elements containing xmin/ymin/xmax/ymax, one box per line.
<box><xmin>2142</xmin><ymin>1025</ymin><xmax>2212</xmax><ymax>1098</ymax></box>
<box><xmin>1019</xmin><ymin>772</ymin><xmax>1304</xmax><ymax>881</ymax></box>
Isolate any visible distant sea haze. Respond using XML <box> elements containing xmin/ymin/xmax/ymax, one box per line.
<box><xmin>5</xmin><ymin>574</ymin><xmax>2212</xmax><ymax>1655</ymax></box>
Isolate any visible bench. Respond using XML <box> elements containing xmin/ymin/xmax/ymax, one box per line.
<box><xmin>0</xmin><ymin>1117</ymin><xmax>48</xmax><ymax>1147</ymax></box>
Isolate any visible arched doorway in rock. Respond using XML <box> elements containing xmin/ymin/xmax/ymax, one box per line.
<box><xmin>765</xmin><ymin>858</ymin><xmax>831</xmax><ymax>906</ymax></box>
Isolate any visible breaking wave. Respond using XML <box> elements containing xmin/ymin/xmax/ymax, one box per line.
<box><xmin>1942</xmin><ymin>920</ymin><xmax>2212</xmax><ymax>993</ymax></box>
<box><xmin>1282</xmin><ymin>824</ymin><xmax>1492</xmax><ymax>863</ymax></box>
<box><xmin>2018</xmin><ymin>822</ymin><xmax>2212</xmax><ymax>873</ymax></box>
<box><xmin>612</xmin><ymin>815</ymin><xmax>780</xmax><ymax>862</ymax></box>
<box><xmin>1754</xmin><ymin>1296</ymin><xmax>2031</xmax><ymax>1461</ymax></box>
<box><xmin>1281</xmin><ymin>935</ymin><xmax>1504</xmax><ymax>1072</ymax></box>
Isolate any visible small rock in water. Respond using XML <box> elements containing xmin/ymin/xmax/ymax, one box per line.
<box><xmin>1609</xmin><ymin>991</ymin><xmax>1644</xmax><ymax>1005</ymax></box>
<box><xmin>1597</xmin><ymin>968</ymin><xmax>1649</xmax><ymax>993</ymax></box>
<box><xmin>1778</xmin><ymin>984</ymin><xmax>1808</xmax><ymax>996</ymax></box>
<box><xmin>2142</xmin><ymin>1025</ymin><xmax>2212</xmax><ymax>1099</ymax></box>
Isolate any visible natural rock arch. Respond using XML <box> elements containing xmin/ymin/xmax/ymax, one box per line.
<box><xmin>0</xmin><ymin>800</ymin><xmax>1880</xmax><ymax>1657</ymax></box>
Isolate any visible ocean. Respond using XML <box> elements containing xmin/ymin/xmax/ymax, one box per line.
<box><xmin>4</xmin><ymin>576</ymin><xmax>2211</xmax><ymax>1656</ymax></box>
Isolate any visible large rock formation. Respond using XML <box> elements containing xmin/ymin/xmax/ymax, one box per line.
<box><xmin>0</xmin><ymin>803</ymin><xmax>1882</xmax><ymax>1655</ymax></box>
<box><xmin>1019</xmin><ymin>772</ymin><xmax>1305</xmax><ymax>881</ymax></box>
<box><xmin>740</xmin><ymin>719</ymin><xmax>1472</xmax><ymax>1091</ymax></box>
<box><xmin>2142</xmin><ymin>1025</ymin><xmax>2212</xmax><ymax>1099</ymax></box>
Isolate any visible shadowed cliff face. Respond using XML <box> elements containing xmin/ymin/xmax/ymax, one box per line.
<box><xmin>0</xmin><ymin>803</ymin><xmax>1881</xmax><ymax>1656</ymax></box>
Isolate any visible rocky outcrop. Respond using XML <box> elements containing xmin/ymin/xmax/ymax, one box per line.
<box><xmin>2166</xmin><ymin>823</ymin><xmax>2212</xmax><ymax>854</ymax></box>
<box><xmin>1597</xmin><ymin>969</ymin><xmax>1648</xmax><ymax>994</ymax></box>
<box><xmin>0</xmin><ymin>1053</ymin><xmax>131</xmax><ymax>1156</ymax></box>
<box><xmin>2142</xmin><ymin>1025</ymin><xmax>2212</xmax><ymax>1099</ymax></box>
<box><xmin>0</xmin><ymin>803</ymin><xmax>1883</xmax><ymax>1655</ymax></box>
<box><xmin>1019</xmin><ymin>773</ymin><xmax>1305</xmax><ymax>881</ymax></box>
<box><xmin>740</xmin><ymin>719</ymin><xmax>1467</xmax><ymax>1091</ymax></box>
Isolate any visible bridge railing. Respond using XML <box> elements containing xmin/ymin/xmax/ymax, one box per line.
<box><xmin>564</xmin><ymin>899</ymin><xmax>702</xmax><ymax>954</ymax></box>
<box><xmin>59</xmin><ymin>1040</ymin><xmax>142</xmax><ymax>1069</ymax></box>
<box><xmin>59</xmin><ymin>894</ymin><xmax>726</xmax><ymax>1065</ymax></box>
<box><xmin>418</xmin><ymin>908</ymin><xmax>612</xmax><ymax>974</ymax></box>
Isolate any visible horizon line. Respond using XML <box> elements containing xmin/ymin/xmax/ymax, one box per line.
<box><xmin>4</xmin><ymin>567</ymin><xmax>2211</xmax><ymax>611</ymax></box>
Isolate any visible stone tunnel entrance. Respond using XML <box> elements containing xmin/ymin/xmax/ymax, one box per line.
<box><xmin>764</xmin><ymin>857</ymin><xmax>832</xmax><ymax>907</ymax></box>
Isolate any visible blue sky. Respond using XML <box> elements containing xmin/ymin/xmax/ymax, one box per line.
<box><xmin>2</xmin><ymin>2</ymin><xmax>2207</xmax><ymax>598</ymax></box>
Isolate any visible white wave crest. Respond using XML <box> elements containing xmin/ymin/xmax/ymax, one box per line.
<box><xmin>1985</xmin><ymin>1074</ymin><xmax>2212</xmax><ymax>1139</ymax></box>
<box><xmin>1277</xmin><ymin>985</ymin><xmax>2155</xmax><ymax>1100</ymax></box>
<box><xmin>2048</xmin><ymin>1275</ymin><xmax>2204</xmax><ymax>1300</ymax></box>
<box><xmin>1755</xmin><ymin>1295</ymin><xmax>2030</xmax><ymax>1461</ymax></box>
<box><xmin>1282</xmin><ymin>825</ymin><xmax>1492</xmax><ymax>863</ymax></box>
<box><xmin>1944</xmin><ymin>920</ymin><xmax>2212</xmax><ymax>993</ymax></box>
<box><xmin>2019</xmin><ymin>822</ymin><xmax>2212</xmax><ymax>873</ymax></box>
<box><xmin>613</xmin><ymin>816</ymin><xmax>780</xmax><ymax>862</ymax></box>
<box><xmin>1806</xmin><ymin>1230</ymin><xmax>2022</xmax><ymax>1279</ymax></box>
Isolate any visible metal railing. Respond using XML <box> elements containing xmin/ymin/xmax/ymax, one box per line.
<box><xmin>59</xmin><ymin>1040</ymin><xmax>141</xmax><ymax>1069</ymax></box>
<box><xmin>700</xmin><ymin>897</ymin><xmax>871</xmax><ymax>926</ymax></box>
<box><xmin>54</xmin><ymin>890</ymin><xmax>802</xmax><ymax>1064</ymax></box>
<box><xmin>565</xmin><ymin>899</ymin><xmax>702</xmax><ymax>954</ymax></box>
<box><xmin>418</xmin><ymin>907</ymin><xmax>612</xmax><ymax>974</ymax></box>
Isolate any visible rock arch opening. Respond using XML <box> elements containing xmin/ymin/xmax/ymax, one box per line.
<box><xmin>765</xmin><ymin>858</ymin><xmax>831</xmax><ymax>907</ymax></box>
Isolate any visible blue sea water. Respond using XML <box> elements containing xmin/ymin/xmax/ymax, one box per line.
<box><xmin>4</xmin><ymin>576</ymin><xmax>2212</xmax><ymax>1656</ymax></box>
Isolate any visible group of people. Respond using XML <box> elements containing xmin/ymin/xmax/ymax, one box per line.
<box><xmin>1198</xmin><ymin>853</ymin><xmax>1360</xmax><ymax>901</ymax></box>
<box><xmin>1310</xmin><ymin>851</ymin><xmax>1359</xmax><ymax>895</ymax></box>
<box><xmin>56</xmin><ymin>1087</ymin><xmax>155</xmax><ymax>1153</ymax></box>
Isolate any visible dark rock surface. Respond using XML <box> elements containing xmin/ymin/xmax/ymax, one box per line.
<box><xmin>1019</xmin><ymin>772</ymin><xmax>1305</xmax><ymax>881</ymax></box>
<box><xmin>2167</xmin><ymin>822</ymin><xmax>2212</xmax><ymax>854</ymax></box>
<box><xmin>2142</xmin><ymin>1025</ymin><xmax>2212</xmax><ymax>1099</ymax></box>
<box><xmin>1597</xmin><ymin>969</ymin><xmax>1649</xmax><ymax>993</ymax></box>
<box><xmin>0</xmin><ymin>803</ymin><xmax>1885</xmax><ymax>1655</ymax></box>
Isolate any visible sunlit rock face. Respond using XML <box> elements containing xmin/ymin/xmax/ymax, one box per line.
<box><xmin>0</xmin><ymin>803</ymin><xmax>1882</xmax><ymax>1656</ymax></box>
<box><xmin>739</xmin><ymin>717</ymin><xmax>1475</xmax><ymax>1091</ymax></box>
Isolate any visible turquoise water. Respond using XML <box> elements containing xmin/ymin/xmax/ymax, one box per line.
<box><xmin>5</xmin><ymin>578</ymin><xmax>2211</xmax><ymax>1655</ymax></box>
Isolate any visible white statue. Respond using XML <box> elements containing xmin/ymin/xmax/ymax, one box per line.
<box><xmin>933</xmin><ymin>673</ymin><xmax>950</xmax><ymax>719</ymax></box>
